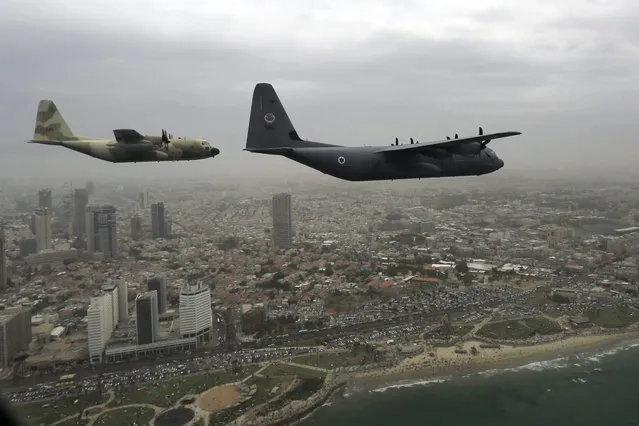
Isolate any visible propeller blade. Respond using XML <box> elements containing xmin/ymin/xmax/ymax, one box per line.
<box><xmin>395</xmin><ymin>137</ymin><xmax>399</xmax><ymax>146</ymax></box>
<box><xmin>479</xmin><ymin>126</ymin><xmax>483</xmax><ymax>135</ymax></box>
<box><xmin>454</xmin><ymin>133</ymin><xmax>458</xmax><ymax>139</ymax></box>
<box><xmin>446</xmin><ymin>136</ymin><xmax>451</xmax><ymax>140</ymax></box>
<box><xmin>410</xmin><ymin>138</ymin><xmax>414</xmax><ymax>145</ymax></box>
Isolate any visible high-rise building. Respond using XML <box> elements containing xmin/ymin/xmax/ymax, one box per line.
<box><xmin>38</xmin><ymin>189</ymin><xmax>52</xmax><ymax>209</ymax></box>
<box><xmin>0</xmin><ymin>225</ymin><xmax>6</xmax><ymax>290</ymax></box>
<box><xmin>147</xmin><ymin>275</ymin><xmax>168</xmax><ymax>314</ymax></box>
<box><xmin>130</xmin><ymin>215</ymin><xmax>143</xmax><ymax>240</ymax></box>
<box><xmin>85</xmin><ymin>180</ymin><xmax>94</xmax><ymax>195</ymax></box>
<box><xmin>73</xmin><ymin>188</ymin><xmax>89</xmax><ymax>234</ymax></box>
<box><xmin>0</xmin><ymin>307</ymin><xmax>32</xmax><ymax>369</ymax></box>
<box><xmin>87</xmin><ymin>290</ymin><xmax>120</xmax><ymax>364</ymax></box>
<box><xmin>34</xmin><ymin>208</ymin><xmax>52</xmax><ymax>252</ymax></box>
<box><xmin>102</xmin><ymin>282</ymin><xmax>119</xmax><ymax>330</ymax></box>
<box><xmin>136</xmin><ymin>291</ymin><xmax>159</xmax><ymax>345</ymax></box>
<box><xmin>138</xmin><ymin>191</ymin><xmax>149</xmax><ymax>209</ymax></box>
<box><xmin>86</xmin><ymin>204</ymin><xmax>117</xmax><ymax>258</ymax></box>
<box><xmin>179</xmin><ymin>281</ymin><xmax>213</xmax><ymax>345</ymax></box>
<box><xmin>117</xmin><ymin>281</ymin><xmax>128</xmax><ymax>324</ymax></box>
<box><xmin>272</xmin><ymin>193</ymin><xmax>293</xmax><ymax>249</ymax></box>
<box><xmin>151</xmin><ymin>202</ymin><xmax>167</xmax><ymax>239</ymax></box>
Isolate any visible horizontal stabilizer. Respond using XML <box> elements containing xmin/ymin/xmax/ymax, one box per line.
<box><xmin>113</xmin><ymin>128</ymin><xmax>145</xmax><ymax>143</ymax></box>
<box><xmin>244</xmin><ymin>147</ymin><xmax>294</xmax><ymax>154</ymax></box>
<box><xmin>375</xmin><ymin>131</ymin><xmax>521</xmax><ymax>154</ymax></box>
<box><xmin>27</xmin><ymin>139</ymin><xmax>63</xmax><ymax>145</ymax></box>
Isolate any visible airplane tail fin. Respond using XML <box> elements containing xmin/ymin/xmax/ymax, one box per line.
<box><xmin>245</xmin><ymin>83</ymin><xmax>305</xmax><ymax>152</ymax></box>
<box><xmin>32</xmin><ymin>100</ymin><xmax>75</xmax><ymax>142</ymax></box>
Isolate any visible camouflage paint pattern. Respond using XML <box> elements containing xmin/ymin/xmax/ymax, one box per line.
<box><xmin>29</xmin><ymin>100</ymin><xmax>219</xmax><ymax>163</ymax></box>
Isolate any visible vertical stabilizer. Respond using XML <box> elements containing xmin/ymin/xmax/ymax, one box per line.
<box><xmin>246</xmin><ymin>83</ymin><xmax>304</xmax><ymax>151</ymax></box>
<box><xmin>33</xmin><ymin>100</ymin><xmax>75</xmax><ymax>141</ymax></box>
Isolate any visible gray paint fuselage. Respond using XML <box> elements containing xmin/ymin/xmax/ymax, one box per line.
<box><xmin>252</xmin><ymin>145</ymin><xmax>504</xmax><ymax>182</ymax></box>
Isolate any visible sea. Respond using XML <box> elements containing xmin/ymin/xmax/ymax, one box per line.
<box><xmin>300</xmin><ymin>338</ymin><xmax>639</xmax><ymax>426</ymax></box>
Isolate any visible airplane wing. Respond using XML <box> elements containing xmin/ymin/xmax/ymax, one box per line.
<box><xmin>112</xmin><ymin>129</ymin><xmax>146</xmax><ymax>144</ymax></box>
<box><xmin>374</xmin><ymin>131</ymin><xmax>521</xmax><ymax>154</ymax></box>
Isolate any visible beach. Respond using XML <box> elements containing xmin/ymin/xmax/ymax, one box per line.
<box><xmin>344</xmin><ymin>330</ymin><xmax>639</xmax><ymax>389</ymax></box>
<box><xmin>301</xmin><ymin>332</ymin><xmax>639</xmax><ymax>426</ymax></box>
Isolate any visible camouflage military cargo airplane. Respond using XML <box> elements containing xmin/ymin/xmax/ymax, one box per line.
<box><xmin>27</xmin><ymin>100</ymin><xmax>220</xmax><ymax>162</ymax></box>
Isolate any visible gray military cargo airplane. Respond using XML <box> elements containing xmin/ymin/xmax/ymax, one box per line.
<box><xmin>27</xmin><ymin>100</ymin><xmax>220</xmax><ymax>163</ymax></box>
<box><xmin>245</xmin><ymin>83</ymin><xmax>521</xmax><ymax>181</ymax></box>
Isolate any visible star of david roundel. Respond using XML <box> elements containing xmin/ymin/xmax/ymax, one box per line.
<box><xmin>264</xmin><ymin>113</ymin><xmax>276</xmax><ymax>124</ymax></box>
<box><xmin>338</xmin><ymin>156</ymin><xmax>346</xmax><ymax>165</ymax></box>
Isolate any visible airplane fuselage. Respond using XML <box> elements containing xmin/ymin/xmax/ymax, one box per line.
<box><xmin>50</xmin><ymin>138</ymin><xmax>217</xmax><ymax>163</ymax></box>
<box><xmin>251</xmin><ymin>145</ymin><xmax>504</xmax><ymax>181</ymax></box>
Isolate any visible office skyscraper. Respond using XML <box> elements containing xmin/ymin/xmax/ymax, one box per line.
<box><xmin>179</xmin><ymin>281</ymin><xmax>213</xmax><ymax>345</ymax></box>
<box><xmin>151</xmin><ymin>202</ymin><xmax>167</xmax><ymax>239</ymax></box>
<box><xmin>34</xmin><ymin>208</ymin><xmax>52</xmax><ymax>252</ymax></box>
<box><xmin>272</xmin><ymin>193</ymin><xmax>293</xmax><ymax>249</ymax></box>
<box><xmin>73</xmin><ymin>188</ymin><xmax>89</xmax><ymax>234</ymax></box>
<box><xmin>86</xmin><ymin>204</ymin><xmax>118</xmax><ymax>258</ymax></box>
<box><xmin>147</xmin><ymin>275</ymin><xmax>168</xmax><ymax>314</ymax></box>
<box><xmin>117</xmin><ymin>281</ymin><xmax>128</xmax><ymax>324</ymax></box>
<box><xmin>38</xmin><ymin>189</ymin><xmax>52</xmax><ymax>209</ymax></box>
<box><xmin>0</xmin><ymin>307</ymin><xmax>31</xmax><ymax>369</ymax></box>
<box><xmin>136</xmin><ymin>291</ymin><xmax>159</xmax><ymax>345</ymax></box>
<box><xmin>0</xmin><ymin>225</ymin><xmax>6</xmax><ymax>290</ymax></box>
<box><xmin>130</xmin><ymin>215</ymin><xmax>143</xmax><ymax>240</ymax></box>
<box><xmin>139</xmin><ymin>192</ymin><xmax>149</xmax><ymax>209</ymax></box>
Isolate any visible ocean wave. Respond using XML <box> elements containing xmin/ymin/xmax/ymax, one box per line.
<box><xmin>477</xmin><ymin>356</ymin><xmax>572</xmax><ymax>378</ymax></box>
<box><xmin>578</xmin><ymin>339</ymin><xmax>639</xmax><ymax>364</ymax></box>
<box><xmin>371</xmin><ymin>378</ymin><xmax>448</xmax><ymax>393</ymax></box>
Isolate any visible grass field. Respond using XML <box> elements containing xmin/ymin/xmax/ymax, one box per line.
<box><xmin>109</xmin><ymin>365</ymin><xmax>261</xmax><ymax>408</ymax></box>
<box><xmin>477</xmin><ymin>316</ymin><xmax>562</xmax><ymax>340</ymax></box>
<box><xmin>290</xmin><ymin>351</ymin><xmax>373</xmax><ymax>369</ymax></box>
<box><xmin>94</xmin><ymin>407</ymin><xmax>155</xmax><ymax>426</ymax></box>
<box><xmin>587</xmin><ymin>305</ymin><xmax>639</xmax><ymax>328</ymax></box>
<box><xmin>260</xmin><ymin>363</ymin><xmax>326</xmax><ymax>379</ymax></box>
<box><xmin>14</xmin><ymin>393</ymin><xmax>108</xmax><ymax>426</ymax></box>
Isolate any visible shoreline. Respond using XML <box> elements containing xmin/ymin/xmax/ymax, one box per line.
<box><xmin>341</xmin><ymin>329</ymin><xmax>639</xmax><ymax>391</ymax></box>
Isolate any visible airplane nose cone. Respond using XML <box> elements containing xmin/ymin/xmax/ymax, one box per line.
<box><xmin>496</xmin><ymin>158</ymin><xmax>504</xmax><ymax>169</ymax></box>
<box><xmin>210</xmin><ymin>147</ymin><xmax>220</xmax><ymax>157</ymax></box>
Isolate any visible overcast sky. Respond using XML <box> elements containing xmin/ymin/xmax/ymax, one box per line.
<box><xmin>1</xmin><ymin>0</ymin><xmax>638</xmax><ymax>182</ymax></box>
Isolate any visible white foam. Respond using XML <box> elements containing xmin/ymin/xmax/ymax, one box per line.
<box><xmin>371</xmin><ymin>378</ymin><xmax>448</xmax><ymax>393</ymax></box>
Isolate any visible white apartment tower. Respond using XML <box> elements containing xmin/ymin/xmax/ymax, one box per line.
<box><xmin>179</xmin><ymin>281</ymin><xmax>212</xmax><ymax>345</ymax></box>
<box><xmin>87</xmin><ymin>285</ymin><xmax>121</xmax><ymax>364</ymax></box>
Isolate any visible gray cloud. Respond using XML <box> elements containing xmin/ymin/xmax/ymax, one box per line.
<box><xmin>1</xmin><ymin>2</ymin><xmax>638</xmax><ymax>183</ymax></box>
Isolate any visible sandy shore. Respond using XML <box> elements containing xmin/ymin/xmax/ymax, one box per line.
<box><xmin>345</xmin><ymin>331</ymin><xmax>639</xmax><ymax>389</ymax></box>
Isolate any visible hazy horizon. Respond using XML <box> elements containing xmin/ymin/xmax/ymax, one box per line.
<box><xmin>1</xmin><ymin>0</ymin><xmax>638</xmax><ymax>181</ymax></box>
